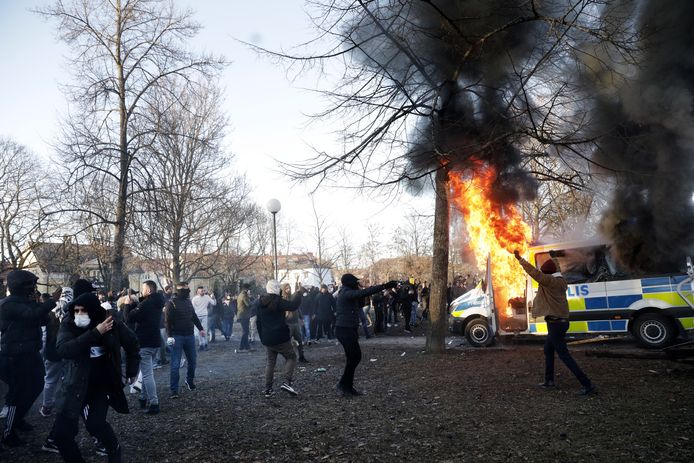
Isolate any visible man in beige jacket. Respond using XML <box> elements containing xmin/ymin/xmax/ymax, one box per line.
<box><xmin>515</xmin><ymin>250</ymin><xmax>597</xmax><ymax>396</ymax></box>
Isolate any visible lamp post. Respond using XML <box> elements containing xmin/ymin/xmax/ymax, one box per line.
<box><xmin>266</xmin><ymin>198</ymin><xmax>281</xmax><ymax>280</ymax></box>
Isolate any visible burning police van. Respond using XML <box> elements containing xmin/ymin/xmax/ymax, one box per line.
<box><xmin>449</xmin><ymin>240</ymin><xmax>694</xmax><ymax>348</ymax></box>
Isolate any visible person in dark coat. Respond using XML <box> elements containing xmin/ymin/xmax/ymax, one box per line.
<box><xmin>257</xmin><ymin>280</ymin><xmax>302</xmax><ymax>397</ymax></box>
<box><xmin>0</xmin><ymin>270</ymin><xmax>54</xmax><ymax>447</ymax></box>
<box><xmin>51</xmin><ymin>292</ymin><xmax>140</xmax><ymax>462</ymax></box>
<box><xmin>315</xmin><ymin>284</ymin><xmax>336</xmax><ymax>340</ymax></box>
<box><xmin>126</xmin><ymin>280</ymin><xmax>165</xmax><ymax>414</ymax></box>
<box><xmin>335</xmin><ymin>274</ymin><xmax>397</xmax><ymax>396</ymax></box>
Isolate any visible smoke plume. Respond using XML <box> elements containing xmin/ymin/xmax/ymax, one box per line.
<box><xmin>591</xmin><ymin>0</ymin><xmax>694</xmax><ymax>273</ymax></box>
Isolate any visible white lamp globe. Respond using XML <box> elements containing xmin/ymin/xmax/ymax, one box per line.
<box><xmin>266</xmin><ymin>198</ymin><xmax>281</xmax><ymax>214</ymax></box>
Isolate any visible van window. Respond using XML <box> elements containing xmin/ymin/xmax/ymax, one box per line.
<box><xmin>534</xmin><ymin>246</ymin><xmax>632</xmax><ymax>284</ymax></box>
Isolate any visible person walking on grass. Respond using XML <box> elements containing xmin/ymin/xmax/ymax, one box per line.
<box><xmin>256</xmin><ymin>280</ymin><xmax>302</xmax><ymax>397</ymax></box>
<box><xmin>334</xmin><ymin>274</ymin><xmax>397</xmax><ymax>397</ymax></box>
<box><xmin>514</xmin><ymin>250</ymin><xmax>597</xmax><ymax>396</ymax></box>
<box><xmin>165</xmin><ymin>282</ymin><xmax>204</xmax><ymax>398</ymax></box>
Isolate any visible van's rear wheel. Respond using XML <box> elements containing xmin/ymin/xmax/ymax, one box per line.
<box><xmin>633</xmin><ymin>313</ymin><xmax>677</xmax><ymax>349</ymax></box>
<box><xmin>465</xmin><ymin>318</ymin><xmax>494</xmax><ymax>347</ymax></box>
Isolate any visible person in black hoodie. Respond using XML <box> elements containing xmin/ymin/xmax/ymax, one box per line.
<box><xmin>127</xmin><ymin>280</ymin><xmax>165</xmax><ymax>414</ymax></box>
<box><xmin>257</xmin><ymin>279</ymin><xmax>302</xmax><ymax>397</ymax></box>
<box><xmin>315</xmin><ymin>284</ymin><xmax>336</xmax><ymax>340</ymax></box>
<box><xmin>0</xmin><ymin>270</ymin><xmax>54</xmax><ymax>447</ymax></box>
<box><xmin>335</xmin><ymin>274</ymin><xmax>397</xmax><ymax>397</ymax></box>
<box><xmin>52</xmin><ymin>292</ymin><xmax>140</xmax><ymax>463</ymax></box>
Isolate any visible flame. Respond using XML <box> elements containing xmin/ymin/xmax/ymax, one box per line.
<box><xmin>449</xmin><ymin>165</ymin><xmax>532</xmax><ymax>321</ymax></box>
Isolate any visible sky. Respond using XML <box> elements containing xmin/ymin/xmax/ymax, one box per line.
<box><xmin>0</xmin><ymin>0</ymin><xmax>432</xmax><ymax>255</ymax></box>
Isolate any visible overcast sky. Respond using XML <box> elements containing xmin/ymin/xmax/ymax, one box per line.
<box><xmin>0</xmin><ymin>1</ymin><xmax>431</xmax><ymax>255</ymax></box>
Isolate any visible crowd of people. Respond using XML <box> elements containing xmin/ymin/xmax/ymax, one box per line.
<box><xmin>0</xmin><ymin>270</ymin><xmax>429</xmax><ymax>461</ymax></box>
<box><xmin>0</xmin><ymin>256</ymin><xmax>594</xmax><ymax>461</ymax></box>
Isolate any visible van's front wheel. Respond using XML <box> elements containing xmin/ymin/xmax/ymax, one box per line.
<box><xmin>633</xmin><ymin>313</ymin><xmax>677</xmax><ymax>349</ymax></box>
<box><xmin>465</xmin><ymin>318</ymin><xmax>494</xmax><ymax>347</ymax></box>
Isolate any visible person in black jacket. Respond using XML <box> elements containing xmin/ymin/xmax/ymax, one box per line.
<box><xmin>51</xmin><ymin>292</ymin><xmax>140</xmax><ymax>463</ymax></box>
<box><xmin>335</xmin><ymin>274</ymin><xmax>397</xmax><ymax>397</ymax></box>
<box><xmin>164</xmin><ymin>282</ymin><xmax>204</xmax><ymax>398</ymax></box>
<box><xmin>315</xmin><ymin>285</ymin><xmax>336</xmax><ymax>340</ymax></box>
<box><xmin>257</xmin><ymin>279</ymin><xmax>302</xmax><ymax>397</ymax></box>
<box><xmin>0</xmin><ymin>270</ymin><xmax>54</xmax><ymax>447</ymax></box>
<box><xmin>127</xmin><ymin>280</ymin><xmax>165</xmax><ymax>414</ymax></box>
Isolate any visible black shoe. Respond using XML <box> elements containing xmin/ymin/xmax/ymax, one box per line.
<box><xmin>1</xmin><ymin>431</ymin><xmax>24</xmax><ymax>447</ymax></box>
<box><xmin>15</xmin><ymin>419</ymin><xmax>34</xmax><ymax>432</ymax></box>
<box><xmin>336</xmin><ymin>383</ymin><xmax>350</xmax><ymax>397</ymax></box>
<box><xmin>185</xmin><ymin>379</ymin><xmax>196</xmax><ymax>391</ymax></box>
<box><xmin>538</xmin><ymin>381</ymin><xmax>556</xmax><ymax>389</ymax></box>
<box><xmin>144</xmin><ymin>403</ymin><xmax>160</xmax><ymax>415</ymax></box>
<box><xmin>170</xmin><ymin>391</ymin><xmax>179</xmax><ymax>399</ymax></box>
<box><xmin>298</xmin><ymin>356</ymin><xmax>309</xmax><ymax>363</ymax></box>
<box><xmin>264</xmin><ymin>388</ymin><xmax>274</xmax><ymax>398</ymax></box>
<box><xmin>108</xmin><ymin>444</ymin><xmax>123</xmax><ymax>463</ymax></box>
<box><xmin>138</xmin><ymin>398</ymin><xmax>148</xmax><ymax>409</ymax></box>
<box><xmin>347</xmin><ymin>386</ymin><xmax>364</xmax><ymax>396</ymax></box>
<box><xmin>578</xmin><ymin>384</ymin><xmax>598</xmax><ymax>396</ymax></box>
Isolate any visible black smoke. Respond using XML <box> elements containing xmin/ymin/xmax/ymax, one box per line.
<box><xmin>591</xmin><ymin>0</ymin><xmax>694</xmax><ymax>273</ymax></box>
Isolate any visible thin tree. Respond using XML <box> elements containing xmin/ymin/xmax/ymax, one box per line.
<box><xmin>38</xmin><ymin>0</ymin><xmax>224</xmax><ymax>289</ymax></box>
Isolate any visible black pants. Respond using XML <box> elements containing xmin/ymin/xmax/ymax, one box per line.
<box><xmin>545</xmin><ymin>320</ymin><xmax>591</xmax><ymax>387</ymax></box>
<box><xmin>239</xmin><ymin>318</ymin><xmax>250</xmax><ymax>350</ymax></box>
<box><xmin>1</xmin><ymin>352</ymin><xmax>44</xmax><ymax>437</ymax></box>
<box><xmin>335</xmin><ymin>326</ymin><xmax>361</xmax><ymax>388</ymax></box>
<box><xmin>401</xmin><ymin>304</ymin><xmax>411</xmax><ymax>331</ymax></box>
<box><xmin>53</xmin><ymin>388</ymin><xmax>119</xmax><ymax>462</ymax></box>
<box><xmin>374</xmin><ymin>305</ymin><xmax>384</xmax><ymax>333</ymax></box>
<box><xmin>316</xmin><ymin>319</ymin><xmax>332</xmax><ymax>339</ymax></box>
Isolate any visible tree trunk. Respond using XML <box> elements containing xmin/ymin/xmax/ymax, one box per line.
<box><xmin>426</xmin><ymin>165</ymin><xmax>450</xmax><ymax>354</ymax></box>
<box><xmin>110</xmin><ymin>1</ymin><xmax>127</xmax><ymax>291</ymax></box>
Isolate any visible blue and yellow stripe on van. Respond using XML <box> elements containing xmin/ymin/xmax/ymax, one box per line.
<box><xmin>528</xmin><ymin>275</ymin><xmax>694</xmax><ymax>335</ymax></box>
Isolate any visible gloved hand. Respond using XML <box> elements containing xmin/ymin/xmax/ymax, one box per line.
<box><xmin>384</xmin><ymin>280</ymin><xmax>398</xmax><ymax>289</ymax></box>
<box><xmin>513</xmin><ymin>250</ymin><xmax>521</xmax><ymax>260</ymax></box>
<box><xmin>166</xmin><ymin>337</ymin><xmax>175</xmax><ymax>347</ymax></box>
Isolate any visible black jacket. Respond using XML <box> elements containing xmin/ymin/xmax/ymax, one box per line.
<box><xmin>257</xmin><ymin>292</ymin><xmax>301</xmax><ymax>346</ymax></box>
<box><xmin>0</xmin><ymin>295</ymin><xmax>53</xmax><ymax>356</ymax></box>
<box><xmin>165</xmin><ymin>296</ymin><xmax>203</xmax><ymax>337</ymax></box>
<box><xmin>336</xmin><ymin>284</ymin><xmax>386</xmax><ymax>328</ymax></box>
<box><xmin>55</xmin><ymin>316</ymin><xmax>140</xmax><ymax>419</ymax></box>
<box><xmin>127</xmin><ymin>292</ymin><xmax>165</xmax><ymax>348</ymax></box>
<box><xmin>44</xmin><ymin>309</ymin><xmax>61</xmax><ymax>362</ymax></box>
<box><xmin>315</xmin><ymin>292</ymin><xmax>336</xmax><ymax>320</ymax></box>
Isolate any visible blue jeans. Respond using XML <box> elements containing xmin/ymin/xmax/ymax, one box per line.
<box><xmin>139</xmin><ymin>347</ymin><xmax>159</xmax><ymax>405</ymax></box>
<box><xmin>170</xmin><ymin>335</ymin><xmax>196</xmax><ymax>393</ymax></box>
<box><xmin>302</xmin><ymin>315</ymin><xmax>312</xmax><ymax>341</ymax></box>
<box><xmin>410</xmin><ymin>302</ymin><xmax>418</xmax><ymax>326</ymax></box>
<box><xmin>545</xmin><ymin>320</ymin><xmax>591</xmax><ymax>387</ymax></box>
<box><xmin>222</xmin><ymin>317</ymin><xmax>233</xmax><ymax>339</ymax></box>
<box><xmin>358</xmin><ymin>307</ymin><xmax>371</xmax><ymax>338</ymax></box>
<box><xmin>238</xmin><ymin>318</ymin><xmax>251</xmax><ymax>350</ymax></box>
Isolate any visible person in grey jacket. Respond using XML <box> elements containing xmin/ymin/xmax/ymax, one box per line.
<box><xmin>334</xmin><ymin>274</ymin><xmax>397</xmax><ymax>396</ymax></box>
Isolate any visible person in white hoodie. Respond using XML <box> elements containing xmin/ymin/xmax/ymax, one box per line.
<box><xmin>191</xmin><ymin>287</ymin><xmax>215</xmax><ymax>351</ymax></box>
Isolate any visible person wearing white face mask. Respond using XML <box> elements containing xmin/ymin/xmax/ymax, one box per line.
<box><xmin>50</xmin><ymin>292</ymin><xmax>140</xmax><ymax>462</ymax></box>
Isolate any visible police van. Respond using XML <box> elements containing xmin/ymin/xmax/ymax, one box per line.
<box><xmin>449</xmin><ymin>240</ymin><xmax>694</xmax><ymax>348</ymax></box>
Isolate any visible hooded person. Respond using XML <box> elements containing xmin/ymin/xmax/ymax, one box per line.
<box><xmin>514</xmin><ymin>250</ymin><xmax>596</xmax><ymax>396</ymax></box>
<box><xmin>256</xmin><ymin>279</ymin><xmax>303</xmax><ymax>397</ymax></box>
<box><xmin>0</xmin><ymin>270</ymin><xmax>54</xmax><ymax>447</ymax></box>
<box><xmin>50</xmin><ymin>292</ymin><xmax>140</xmax><ymax>462</ymax></box>
<box><xmin>334</xmin><ymin>274</ymin><xmax>398</xmax><ymax>397</ymax></box>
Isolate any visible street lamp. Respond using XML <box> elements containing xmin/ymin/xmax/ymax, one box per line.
<box><xmin>266</xmin><ymin>198</ymin><xmax>281</xmax><ymax>280</ymax></box>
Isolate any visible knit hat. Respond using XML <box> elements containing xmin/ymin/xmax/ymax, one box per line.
<box><xmin>540</xmin><ymin>259</ymin><xmax>557</xmax><ymax>274</ymax></box>
<box><xmin>341</xmin><ymin>273</ymin><xmax>360</xmax><ymax>289</ymax></box>
<box><xmin>6</xmin><ymin>270</ymin><xmax>38</xmax><ymax>294</ymax></box>
<box><xmin>266</xmin><ymin>280</ymin><xmax>281</xmax><ymax>295</ymax></box>
<box><xmin>73</xmin><ymin>279</ymin><xmax>95</xmax><ymax>298</ymax></box>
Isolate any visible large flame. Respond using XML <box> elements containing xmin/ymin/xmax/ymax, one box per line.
<box><xmin>449</xmin><ymin>165</ymin><xmax>532</xmax><ymax>323</ymax></box>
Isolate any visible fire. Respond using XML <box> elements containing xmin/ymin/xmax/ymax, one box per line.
<box><xmin>449</xmin><ymin>165</ymin><xmax>532</xmax><ymax>322</ymax></box>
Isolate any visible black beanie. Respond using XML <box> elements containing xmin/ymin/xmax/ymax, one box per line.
<box><xmin>73</xmin><ymin>279</ymin><xmax>95</xmax><ymax>298</ymax></box>
<box><xmin>341</xmin><ymin>273</ymin><xmax>360</xmax><ymax>289</ymax></box>
<box><xmin>6</xmin><ymin>270</ymin><xmax>38</xmax><ymax>295</ymax></box>
<box><xmin>540</xmin><ymin>259</ymin><xmax>557</xmax><ymax>274</ymax></box>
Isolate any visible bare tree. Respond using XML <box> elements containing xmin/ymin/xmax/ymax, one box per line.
<box><xmin>132</xmin><ymin>78</ymin><xmax>255</xmax><ymax>285</ymax></box>
<box><xmin>302</xmin><ymin>195</ymin><xmax>337</xmax><ymax>284</ymax></box>
<box><xmin>37</xmin><ymin>0</ymin><xmax>224</xmax><ymax>289</ymax></box>
<box><xmin>0</xmin><ymin>138</ymin><xmax>56</xmax><ymax>268</ymax></box>
<box><xmin>336</xmin><ymin>225</ymin><xmax>355</xmax><ymax>271</ymax></box>
<box><xmin>391</xmin><ymin>212</ymin><xmax>434</xmax><ymax>257</ymax></box>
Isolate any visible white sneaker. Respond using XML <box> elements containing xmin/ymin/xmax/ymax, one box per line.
<box><xmin>280</xmin><ymin>382</ymin><xmax>298</xmax><ymax>396</ymax></box>
<box><xmin>0</xmin><ymin>405</ymin><xmax>7</xmax><ymax>418</ymax></box>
